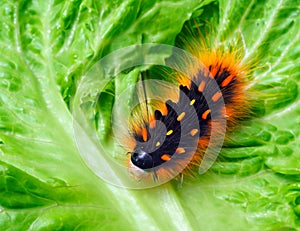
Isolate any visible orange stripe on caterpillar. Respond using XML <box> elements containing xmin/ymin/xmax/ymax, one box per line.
<box><xmin>198</xmin><ymin>81</ymin><xmax>205</xmax><ymax>92</ymax></box>
<box><xmin>221</xmin><ymin>74</ymin><xmax>235</xmax><ymax>87</ymax></box>
<box><xmin>161</xmin><ymin>154</ymin><xmax>171</xmax><ymax>161</ymax></box>
<box><xmin>176</xmin><ymin>147</ymin><xmax>185</xmax><ymax>154</ymax></box>
<box><xmin>212</xmin><ymin>91</ymin><xmax>222</xmax><ymax>102</ymax></box>
<box><xmin>141</xmin><ymin>127</ymin><xmax>148</xmax><ymax>142</ymax></box>
<box><xmin>202</xmin><ymin>109</ymin><xmax>211</xmax><ymax>120</ymax></box>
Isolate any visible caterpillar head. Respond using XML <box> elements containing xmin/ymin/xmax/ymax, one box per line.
<box><xmin>130</xmin><ymin>148</ymin><xmax>153</xmax><ymax>169</ymax></box>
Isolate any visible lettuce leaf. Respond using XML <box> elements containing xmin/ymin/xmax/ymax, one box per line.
<box><xmin>0</xmin><ymin>0</ymin><xmax>300</xmax><ymax>230</ymax></box>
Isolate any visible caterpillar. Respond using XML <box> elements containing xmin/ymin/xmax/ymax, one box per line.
<box><xmin>126</xmin><ymin>33</ymin><xmax>251</xmax><ymax>183</ymax></box>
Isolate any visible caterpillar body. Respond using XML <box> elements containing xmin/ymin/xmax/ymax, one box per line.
<box><xmin>126</xmin><ymin>38</ymin><xmax>250</xmax><ymax>182</ymax></box>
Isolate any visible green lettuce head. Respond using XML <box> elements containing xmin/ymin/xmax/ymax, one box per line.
<box><xmin>0</xmin><ymin>0</ymin><xmax>299</xmax><ymax>230</ymax></box>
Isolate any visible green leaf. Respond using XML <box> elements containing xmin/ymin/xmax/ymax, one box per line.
<box><xmin>0</xmin><ymin>0</ymin><xmax>300</xmax><ymax>230</ymax></box>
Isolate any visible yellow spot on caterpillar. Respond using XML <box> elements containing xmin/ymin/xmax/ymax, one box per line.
<box><xmin>166</xmin><ymin>130</ymin><xmax>173</xmax><ymax>136</ymax></box>
<box><xmin>161</xmin><ymin>154</ymin><xmax>171</xmax><ymax>161</ymax></box>
<box><xmin>190</xmin><ymin>129</ymin><xmax>199</xmax><ymax>137</ymax></box>
<box><xmin>190</xmin><ymin>99</ymin><xmax>196</xmax><ymax>105</ymax></box>
<box><xmin>176</xmin><ymin>147</ymin><xmax>185</xmax><ymax>154</ymax></box>
<box><xmin>202</xmin><ymin>109</ymin><xmax>211</xmax><ymax>120</ymax></box>
<box><xmin>156</xmin><ymin>141</ymin><xmax>161</xmax><ymax>147</ymax></box>
<box><xmin>221</xmin><ymin>75</ymin><xmax>235</xmax><ymax>87</ymax></box>
<box><xmin>142</xmin><ymin>127</ymin><xmax>148</xmax><ymax>142</ymax></box>
<box><xmin>177</xmin><ymin>112</ymin><xmax>186</xmax><ymax>121</ymax></box>
<box><xmin>198</xmin><ymin>81</ymin><xmax>205</xmax><ymax>92</ymax></box>
<box><xmin>212</xmin><ymin>91</ymin><xmax>222</xmax><ymax>102</ymax></box>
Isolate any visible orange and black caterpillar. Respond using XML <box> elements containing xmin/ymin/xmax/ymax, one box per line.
<box><xmin>127</xmin><ymin>39</ymin><xmax>250</xmax><ymax>182</ymax></box>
